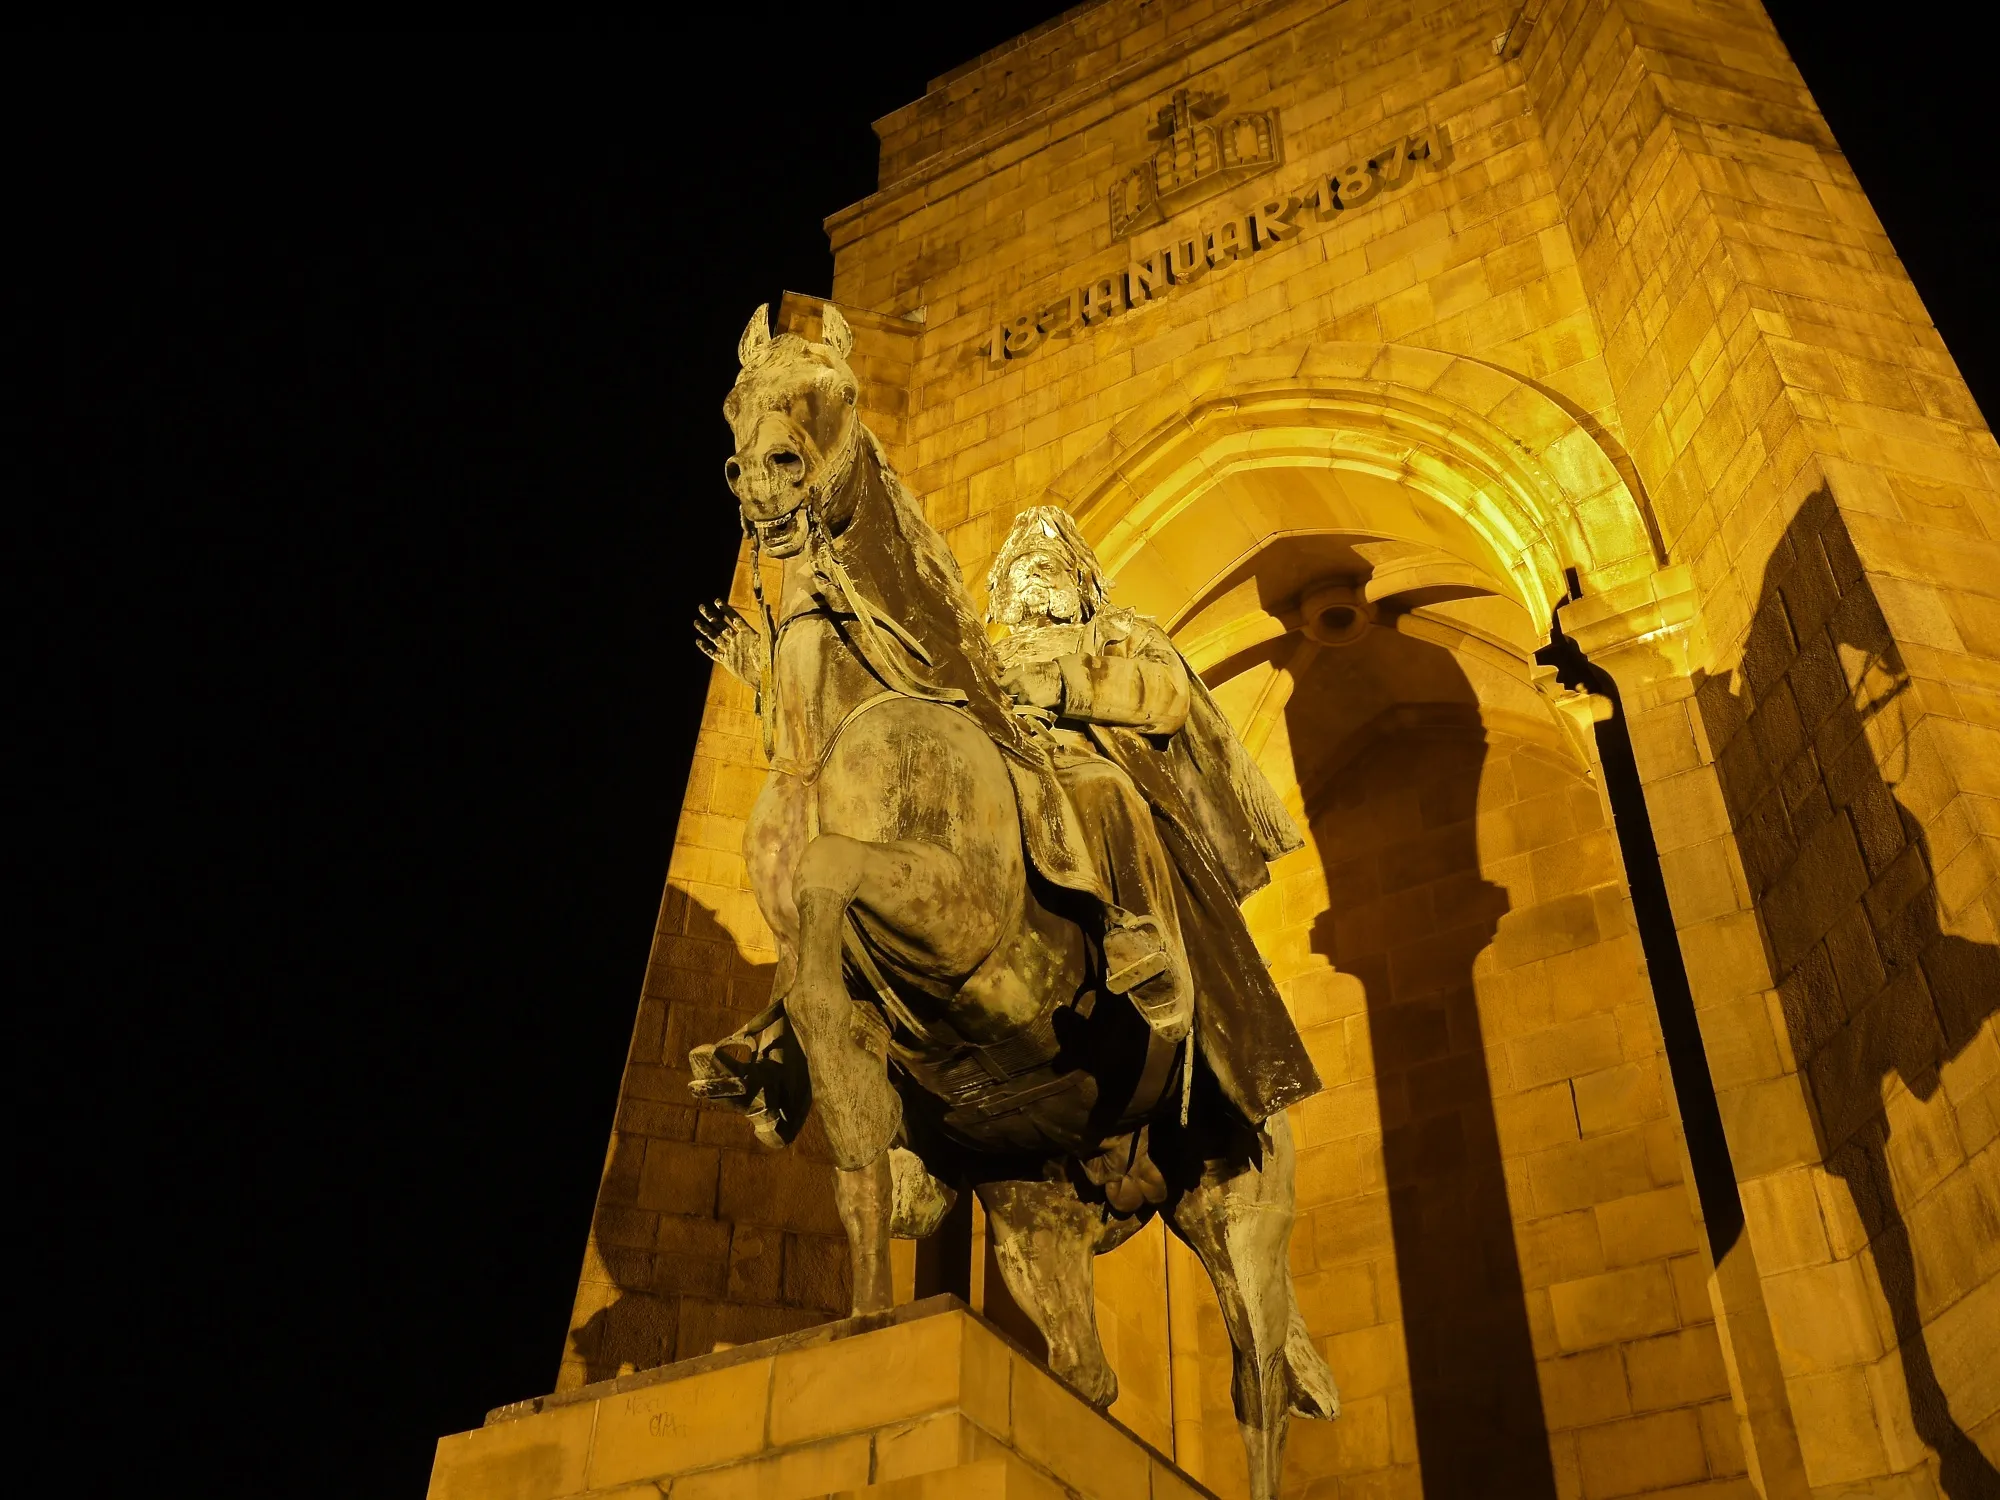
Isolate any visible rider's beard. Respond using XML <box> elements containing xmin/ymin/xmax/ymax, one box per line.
<box><xmin>999</xmin><ymin>551</ymin><xmax>1082</xmax><ymax>629</ymax></box>
<box><xmin>1034</xmin><ymin>579</ymin><xmax>1081</xmax><ymax>625</ymax></box>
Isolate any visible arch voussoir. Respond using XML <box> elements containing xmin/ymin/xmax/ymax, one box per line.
<box><xmin>1046</xmin><ymin>341</ymin><xmax>1663</xmax><ymax>634</ymax></box>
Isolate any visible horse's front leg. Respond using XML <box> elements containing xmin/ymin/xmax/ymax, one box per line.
<box><xmin>789</xmin><ymin>830</ymin><xmax>999</xmax><ymax>1315</ymax></box>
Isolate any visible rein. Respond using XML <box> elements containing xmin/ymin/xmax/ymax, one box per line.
<box><xmin>745</xmin><ymin>431</ymin><xmax>968</xmax><ymax>761</ymax></box>
<box><xmin>804</xmin><ymin>506</ymin><xmax>966</xmax><ymax>709</ymax></box>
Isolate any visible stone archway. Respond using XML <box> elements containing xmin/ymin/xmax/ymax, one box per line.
<box><xmin>1038</xmin><ymin>346</ymin><xmax>1758</xmax><ymax>1500</ymax></box>
<box><xmin>1039</xmin><ymin>341</ymin><xmax>1663</xmax><ymax>629</ymax></box>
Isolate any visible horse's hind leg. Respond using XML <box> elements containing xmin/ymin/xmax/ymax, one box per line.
<box><xmin>788</xmin><ymin>831</ymin><xmax>1006</xmax><ymax>1315</ymax></box>
<box><xmin>1168</xmin><ymin>1112</ymin><xmax>1332</xmax><ymax>1500</ymax></box>
<box><xmin>978</xmin><ymin>1178</ymin><xmax>1119</xmax><ymax>1408</ymax></box>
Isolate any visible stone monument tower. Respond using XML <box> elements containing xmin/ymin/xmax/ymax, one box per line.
<box><xmin>430</xmin><ymin>3</ymin><xmax>1999</xmax><ymax>1497</ymax></box>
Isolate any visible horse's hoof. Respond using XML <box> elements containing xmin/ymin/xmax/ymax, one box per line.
<box><xmin>687</xmin><ymin>1040</ymin><xmax>750</xmax><ymax>1099</ymax></box>
<box><xmin>888</xmin><ymin>1147</ymin><xmax>958</xmax><ymax>1237</ymax></box>
<box><xmin>1063</xmin><ymin>1359</ymin><xmax>1119</xmax><ymax>1410</ymax></box>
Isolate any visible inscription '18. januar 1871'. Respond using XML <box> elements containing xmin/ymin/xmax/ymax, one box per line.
<box><xmin>980</xmin><ymin>123</ymin><xmax>1450</xmax><ymax>371</ymax></box>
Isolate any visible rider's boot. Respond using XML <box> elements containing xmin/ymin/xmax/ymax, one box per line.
<box><xmin>1102</xmin><ymin>911</ymin><xmax>1193</xmax><ymax>1042</ymax></box>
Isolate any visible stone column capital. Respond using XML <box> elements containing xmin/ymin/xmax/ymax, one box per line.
<box><xmin>1558</xmin><ymin>565</ymin><xmax>1702</xmax><ymax>710</ymax></box>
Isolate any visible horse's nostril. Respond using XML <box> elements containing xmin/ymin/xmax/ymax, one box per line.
<box><xmin>724</xmin><ymin>458</ymin><xmax>742</xmax><ymax>485</ymax></box>
<box><xmin>770</xmin><ymin>449</ymin><xmax>803</xmax><ymax>472</ymax></box>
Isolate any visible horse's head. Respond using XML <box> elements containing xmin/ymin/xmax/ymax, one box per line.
<box><xmin>723</xmin><ymin>303</ymin><xmax>862</xmax><ymax>558</ymax></box>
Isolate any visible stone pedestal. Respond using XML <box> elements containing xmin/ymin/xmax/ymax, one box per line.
<box><xmin>429</xmin><ymin>1298</ymin><xmax>1213</xmax><ymax>1500</ymax></box>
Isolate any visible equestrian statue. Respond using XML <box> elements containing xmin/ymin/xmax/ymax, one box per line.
<box><xmin>687</xmin><ymin>303</ymin><xmax>1337</xmax><ymax>1498</ymax></box>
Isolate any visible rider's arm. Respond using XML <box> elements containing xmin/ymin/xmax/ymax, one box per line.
<box><xmin>1056</xmin><ymin>627</ymin><xmax>1191</xmax><ymax>733</ymax></box>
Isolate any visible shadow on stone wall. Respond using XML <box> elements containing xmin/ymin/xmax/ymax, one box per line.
<box><xmin>1695</xmin><ymin>485</ymin><xmax>1998</xmax><ymax>1495</ymax></box>
<box><xmin>1293</xmin><ymin>678</ymin><xmax>1557</xmax><ymax>1497</ymax></box>
<box><xmin>564</xmin><ymin>891</ymin><xmax>845</xmax><ymax>1389</ymax></box>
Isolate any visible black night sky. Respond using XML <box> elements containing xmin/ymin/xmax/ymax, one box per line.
<box><xmin>11</xmin><ymin>9</ymin><xmax>1993</xmax><ymax>1494</ymax></box>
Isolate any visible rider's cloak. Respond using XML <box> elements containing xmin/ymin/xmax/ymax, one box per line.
<box><xmin>1054</xmin><ymin>606</ymin><xmax>1322</xmax><ymax>1122</ymax></box>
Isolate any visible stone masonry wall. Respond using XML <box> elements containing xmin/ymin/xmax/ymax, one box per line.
<box><xmin>1253</xmin><ymin>719</ymin><xmax>1741</xmax><ymax>1499</ymax></box>
<box><xmin>874</xmin><ymin>1</ymin><xmax>1266</xmax><ymax>192</ymax></box>
<box><xmin>1519</xmin><ymin>1</ymin><xmax>2000</xmax><ymax>1489</ymax></box>
<box><xmin>828</xmin><ymin>0</ymin><xmax>1628</xmax><ymax>587</ymax></box>
<box><xmin>565</xmin><ymin>2</ymin><xmax>1998</xmax><ymax>1493</ymax></box>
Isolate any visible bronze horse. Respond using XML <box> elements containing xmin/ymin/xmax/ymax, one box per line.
<box><xmin>688</xmin><ymin>304</ymin><xmax>1335</xmax><ymax>1498</ymax></box>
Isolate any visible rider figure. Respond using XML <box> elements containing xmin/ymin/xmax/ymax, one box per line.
<box><xmin>989</xmin><ymin>513</ymin><xmax>1194</xmax><ymax>1041</ymax></box>
<box><xmin>988</xmin><ymin>508</ymin><xmax>1313</xmax><ymax>1107</ymax></box>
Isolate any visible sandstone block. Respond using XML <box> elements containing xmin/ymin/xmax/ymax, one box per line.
<box><xmin>770</xmin><ymin>1314</ymin><xmax>968</xmax><ymax>1446</ymax></box>
<box><xmin>671</xmin><ymin>1435</ymin><xmax>874</xmax><ymax>1500</ymax></box>
<box><xmin>1736</xmin><ymin>1167</ymin><xmax>1831</xmax><ymax>1274</ymax></box>
<box><xmin>1518</xmin><ymin>1208</ymin><xmax>1607</xmax><ymax>1291</ymax></box>
<box><xmin>1574</xmin><ymin>1063</ymin><xmax>1667</xmax><ymax>1138</ymax></box>
<box><xmin>1714</xmin><ymin>1077</ymin><xmax>1820</xmax><ymax>1178</ymax></box>
<box><xmin>1324</xmin><ymin>1320</ymin><xmax>1409</xmax><ymax>1401</ymax></box>
<box><xmin>1550</xmin><ymin>1263</ymin><xmax>1680</xmax><ymax>1352</ymax></box>
<box><xmin>428</xmin><ymin>1398</ymin><xmax>595</xmax><ymax>1500</ymax></box>
<box><xmin>1623</xmin><ymin>1328</ymin><xmax>1731</xmax><ymax>1412</ymax></box>
<box><xmin>1667</xmin><ymin>1255</ymin><xmax>1716</xmax><ymax>1330</ymax></box>
<box><xmin>637</xmin><ymin>1140</ymin><xmax>722</xmax><ymax>1217</ymax></box>
<box><xmin>1286</xmin><ymin>1388</ymin><xmax>1394</xmax><ymax>1474</ymax></box>
<box><xmin>1770</xmin><ymin>1257</ymin><xmax>1891</xmax><ymax>1378</ymax></box>
<box><xmin>1149</xmin><ymin>1457</ymin><xmax>1212</xmax><ymax>1500</ymax></box>
<box><xmin>1010</xmin><ymin>1355</ymin><xmax>1150</xmax><ymax>1500</ymax></box>
<box><xmin>838</xmin><ymin>1458</ymin><xmax>1040</xmax><ymax>1500</ymax></box>
<box><xmin>1787</xmin><ymin>1366</ymin><xmax>1890</xmax><ymax>1487</ymax></box>
<box><xmin>1294</xmin><ymin>1261</ymin><xmax>1382</xmax><ymax>1334</ymax></box>
<box><xmin>1575</xmin><ymin>1408</ymin><xmax>1709</xmax><ymax>1499</ymax></box>
<box><xmin>1696</xmin><ymin>1397</ymin><xmax>1748</xmax><ymax>1479</ymax></box>
<box><xmin>1496</xmin><ymin>1081</ymin><xmax>1584</xmax><ymax>1158</ymax></box>
<box><xmin>674</xmin><ymin>1299</ymin><xmax>831</xmax><ymax>1363</ymax></box>
<box><xmin>1530</xmin><ymin>1130</ymin><xmax>1656</xmax><ymax>1217</ymax></box>
<box><xmin>587</xmin><ymin>1355</ymin><xmax>772</xmax><ymax>1489</ymax></box>
<box><xmin>1511</xmin><ymin>1014</ymin><xmax>1626</xmax><ymax>1093</ymax></box>
<box><xmin>1540</xmin><ymin>1345</ymin><xmax>1633</xmax><ymax>1428</ymax></box>
<box><xmin>1595</xmin><ymin>1186</ymin><xmax>1703</xmax><ymax>1268</ymax></box>
<box><xmin>718</xmin><ymin>1148</ymin><xmax>842</xmax><ymax>1236</ymax></box>
<box><xmin>1909</xmin><ymin>1261</ymin><xmax>2000</xmax><ymax>1424</ymax></box>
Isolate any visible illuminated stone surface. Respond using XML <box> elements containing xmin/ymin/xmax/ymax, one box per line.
<box><xmin>429</xmin><ymin>1303</ymin><xmax>1192</xmax><ymax>1500</ymax></box>
<box><xmin>444</xmin><ymin>4</ymin><xmax>2000</xmax><ymax>1497</ymax></box>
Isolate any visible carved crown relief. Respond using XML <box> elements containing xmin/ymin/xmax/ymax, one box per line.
<box><xmin>1108</xmin><ymin>89</ymin><xmax>1283</xmax><ymax>240</ymax></box>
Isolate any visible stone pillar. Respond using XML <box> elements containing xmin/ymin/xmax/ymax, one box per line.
<box><xmin>1524</xmin><ymin>5</ymin><xmax>2000</xmax><ymax>1487</ymax></box>
<box><xmin>1563</xmin><ymin>568</ymin><xmax>1811</xmax><ymax>1499</ymax></box>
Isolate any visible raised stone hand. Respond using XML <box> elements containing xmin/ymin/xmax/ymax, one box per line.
<box><xmin>694</xmin><ymin>598</ymin><xmax>765</xmax><ymax>686</ymax></box>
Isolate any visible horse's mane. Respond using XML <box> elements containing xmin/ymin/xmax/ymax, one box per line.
<box><xmin>871</xmin><ymin>434</ymin><xmax>988</xmax><ymax>626</ymax></box>
<box><xmin>833</xmin><ymin>429</ymin><xmax>1037</xmax><ymax>760</ymax></box>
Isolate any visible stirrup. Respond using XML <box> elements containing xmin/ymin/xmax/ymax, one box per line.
<box><xmin>1103</xmin><ymin>916</ymin><xmax>1168</xmax><ymax>992</ymax></box>
<box><xmin>1103</xmin><ymin>918</ymin><xmax>1192</xmax><ymax>1042</ymax></box>
<box><xmin>1106</xmin><ymin>944</ymin><xmax>1171</xmax><ymax>995</ymax></box>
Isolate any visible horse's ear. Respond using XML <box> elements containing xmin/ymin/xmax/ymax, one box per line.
<box><xmin>820</xmin><ymin>302</ymin><xmax>855</xmax><ymax>359</ymax></box>
<box><xmin>738</xmin><ymin>304</ymin><xmax>772</xmax><ymax>368</ymax></box>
